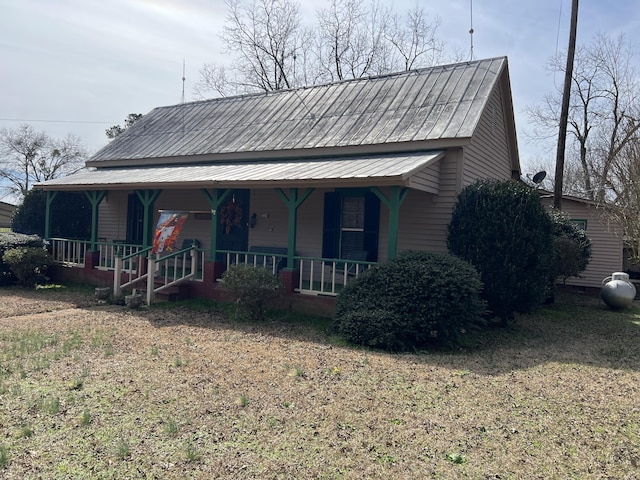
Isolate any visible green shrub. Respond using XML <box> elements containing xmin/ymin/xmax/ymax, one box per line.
<box><xmin>220</xmin><ymin>265</ymin><xmax>282</xmax><ymax>321</ymax></box>
<box><xmin>0</xmin><ymin>232</ymin><xmax>46</xmax><ymax>285</ymax></box>
<box><xmin>548</xmin><ymin>210</ymin><xmax>591</xmax><ymax>284</ymax></box>
<box><xmin>447</xmin><ymin>179</ymin><xmax>554</xmax><ymax>324</ymax></box>
<box><xmin>333</xmin><ymin>251</ymin><xmax>485</xmax><ymax>351</ymax></box>
<box><xmin>2</xmin><ymin>246</ymin><xmax>52</xmax><ymax>288</ymax></box>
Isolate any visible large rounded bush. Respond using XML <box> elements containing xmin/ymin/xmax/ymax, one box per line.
<box><xmin>333</xmin><ymin>251</ymin><xmax>485</xmax><ymax>351</ymax></box>
<box><xmin>447</xmin><ymin>179</ymin><xmax>553</xmax><ymax>323</ymax></box>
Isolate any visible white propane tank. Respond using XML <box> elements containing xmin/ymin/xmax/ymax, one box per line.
<box><xmin>601</xmin><ymin>272</ymin><xmax>637</xmax><ymax>309</ymax></box>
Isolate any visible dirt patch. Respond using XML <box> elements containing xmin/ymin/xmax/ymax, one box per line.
<box><xmin>1</xmin><ymin>287</ymin><xmax>640</xmax><ymax>478</ymax></box>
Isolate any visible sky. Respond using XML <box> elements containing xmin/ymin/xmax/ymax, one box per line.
<box><xmin>1</xmin><ymin>0</ymin><xmax>640</xmax><ymax>204</ymax></box>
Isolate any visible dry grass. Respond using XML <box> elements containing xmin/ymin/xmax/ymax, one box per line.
<box><xmin>1</xmin><ymin>285</ymin><xmax>639</xmax><ymax>479</ymax></box>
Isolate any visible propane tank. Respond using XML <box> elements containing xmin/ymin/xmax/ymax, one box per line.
<box><xmin>601</xmin><ymin>272</ymin><xmax>637</xmax><ymax>309</ymax></box>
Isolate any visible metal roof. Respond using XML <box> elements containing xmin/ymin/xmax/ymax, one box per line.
<box><xmin>88</xmin><ymin>57</ymin><xmax>510</xmax><ymax>166</ymax></box>
<box><xmin>37</xmin><ymin>151</ymin><xmax>444</xmax><ymax>192</ymax></box>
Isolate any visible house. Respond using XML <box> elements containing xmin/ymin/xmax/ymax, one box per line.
<box><xmin>0</xmin><ymin>201</ymin><xmax>16</xmax><ymax>229</ymax></box>
<box><xmin>540</xmin><ymin>193</ymin><xmax>626</xmax><ymax>293</ymax></box>
<box><xmin>35</xmin><ymin>56</ymin><xmax>523</xmax><ymax>309</ymax></box>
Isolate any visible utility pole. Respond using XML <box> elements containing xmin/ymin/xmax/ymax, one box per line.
<box><xmin>554</xmin><ymin>0</ymin><xmax>579</xmax><ymax>210</ymax></box>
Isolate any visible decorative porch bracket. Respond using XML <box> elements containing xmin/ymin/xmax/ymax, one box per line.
<box><xmin>200</xmin><ymin>188</ymin><xmax>233</xmax><ymax>261</ymax></box>
<box><xmin>84</xmin><ymin>190</ymin><xmax>107</xmax><ymax>251</ymax></box>
<box><xmin>276</xmin><ymin>187</ymin><xmax>314</xmax><ymax>269</ymax></box>
<box><xmin>370</xmin><ymin>186</ymin><xmax>408</xmax><ymax>260</ymax></box>
<box><xmin>44</xmin><ymin>191</ymin><xmax>59</xmax><ymax>239</ymax></box>
<box><xmin>135</xmin><ymin>189</ymin><xmax>162</xmax><ymax>247</ymax></box>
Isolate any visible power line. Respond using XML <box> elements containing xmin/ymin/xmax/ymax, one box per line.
<box><xmin>0</xmin><ymin>118</ymin><xmax>115</xmax><ymax>124</ymax></box>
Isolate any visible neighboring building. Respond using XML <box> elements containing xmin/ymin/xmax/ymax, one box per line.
<box><xmin>0</xmin><ymin>201</ymin><xmax>16</xmax><ymax>229</ymax></box>
<box><xmin>34</xmin><ymin>57</ymin><xmax>525</xmax><ymax>306</ymax></box>
<box><xmin>540</xmin><ymin>193</ymin><xmax>624</xmax><ymax>293</ymax></box>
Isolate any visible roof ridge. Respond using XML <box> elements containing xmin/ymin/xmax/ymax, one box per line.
<box><xmin>156</xmin><ymin>57</ymin><xmax>507</xmax><ymax>111</ymax></box>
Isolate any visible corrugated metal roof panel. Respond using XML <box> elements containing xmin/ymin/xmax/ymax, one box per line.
<box><xmin>38</xmin><ymin>151</ymin><xmax>445</xmax><ymax>190</ymax></box>
<box><xmin>89</xmin><ymin>57</ymin><xmax>507</xmax><ymax>164</ymax></box>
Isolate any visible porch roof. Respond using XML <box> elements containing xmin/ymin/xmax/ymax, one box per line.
<box><xmin>36</xmin><ymin>150</ymin><xmax>444</xmax><ymax>192</ymax></box>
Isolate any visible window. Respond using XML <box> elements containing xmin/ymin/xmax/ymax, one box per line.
<box><xmin>340</xmin><ymin>196</ymin><xmax>365</xmax><ymax>258</ymax></box>
<box><xmin>322</xmin><ymin>191</ymin><xmax>380</xmax><ymax>261</ymax></box>
<box><xmin>570</xmin><ymin>219</ymin><xmax>587</xmax><ymax>230</ymax></box>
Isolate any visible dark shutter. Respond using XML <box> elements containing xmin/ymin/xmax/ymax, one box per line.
<box><xmin>322</xmin><ymin>192</ymin><xmax>339</xmax><ymax>259</ymax></box>
<box><xmin>363</xmin><ymin>192</ymin><xmax>380</xmax><ymax>262</ymax></box>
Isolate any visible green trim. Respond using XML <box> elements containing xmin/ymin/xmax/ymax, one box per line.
<box><xmin>276</xmin><ymin>188</ymin><xmax>314</xmax><ymax>269</ymax></box>
<box><xmin>135</xmin><ymin>189</ymin><xmax>162</xmax><ymax>247</ymax></box>
<box><xmin>370</xmin><ymin>186</ymin><xmax>408</xmax><ymax>259</ymax></box>
<box><xmin>84</xmin><ymin>191</ymin><xmax>107</xmax><ymax>251</ymax></box>
<box><xmin>201</xmin><ymin>188</ymin><xmax>233</xmax><ymax>261</ymax></box>
<box><xmin>44</xmin><ymin>191</ymin><xmax>58</xmax><ymax>239</ymax></box>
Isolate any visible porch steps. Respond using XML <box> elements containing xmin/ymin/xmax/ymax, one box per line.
<box><xmin>139</xmin><ymin>282</ymin><xmax>191</xmax><ymax>303</ymax></box>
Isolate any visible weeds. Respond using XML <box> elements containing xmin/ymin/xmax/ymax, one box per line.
<box><xmin>0</xmin><ymin>444</ymin><xmax>8</xmax><ymax>468</ymax></box>
<box><xmin>237</xmin><ymin>393</ymin><xmax>249</xmax><ymax>408</ymax></box>
<box><xmin>80</xmin><ymin>409</ymin><xmax>91</xmax><ymax>426</ymax></box>
<box><xmin>164</xmin><ymin>418</ymin><xmax>179</xmax><ymax>436</ymax></box>
<box><xmin>115</xmin><ymin>437</ymin><xmax>131</xmax><ymax>460</ymax></box>
<box><xmin>184</xmin><ymin>438</ymin><xmax>202</xmax><ymax>463</ymax></box>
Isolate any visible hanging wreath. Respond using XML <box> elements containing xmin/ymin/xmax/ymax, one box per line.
<box><xmin>220</xmin><ymin>200</ymin><xmax>243</xmax><ymax>234</ymax></box>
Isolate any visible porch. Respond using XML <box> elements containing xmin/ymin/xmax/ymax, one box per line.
<box><xmin>48</xmin><ymin>238</ymin><xmax>376</xmax><ymax>304</ymax></box>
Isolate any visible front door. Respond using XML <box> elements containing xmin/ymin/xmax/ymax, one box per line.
<box><xmin>126</xmin><ymin>194</ymin><xmax>144</xmax><ymax>245</ymax></box>
<box><xmin>217</xmin><ymin>189</ymin><xmax>250</xmax><ymax>252</ymax></box>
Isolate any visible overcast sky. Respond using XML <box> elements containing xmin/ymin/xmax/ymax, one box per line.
<box><xmin>1</xmin><ymin>0</ymin><xmax>640</xmax><ymax>203</ymax></box>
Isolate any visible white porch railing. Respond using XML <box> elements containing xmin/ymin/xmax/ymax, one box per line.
<box><xmin>97</xmin><ymin>241</ymin><xmax>144</xmax><ymax>271</ymax></box>
<box><xmin>147</xmin><ymin>246</ymin><xmax>205</xmax><ymax>304</ymax></box>
<box><xmin>296</xmin><ymin>256</ymin><xmax>375</xmax><ymax>296</ymax></box>
<box><xmin>222</xmin><ymin>250</ymin><xmax>287</xmax><ymax>275</ymax></box>
<box><xmin>220</xmin><ymin>251</ymin><xmax>374</xmax><ymax>296</ymax></box>
<box><xmin>113</xmin><ymin>244</ymin><xmax>204</xmax><ymax>305</ymax></box>
<box><xmin>48</xmin><ymin>238</ymin><xmax>90</xmax><ymax>267</ymax></box>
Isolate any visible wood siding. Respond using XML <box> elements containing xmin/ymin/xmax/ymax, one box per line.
<box><xmin>463</xmin><ymin>82</ymin><xmax>513</xmax><ymax>185</ymax></box>
<box><xmin>408</xmin><ymin>162</ymin><xmax>440</xmax><ymax>194</ymax></box>
<box><xmin>397</xmin><ymin>152</ymin><xmax>460</xmax><ymax>256</ymax></box>
<box><xmin>542</xmin><ymin>197</ymin><xmax>623</xmax><ymax>288</ymax></box>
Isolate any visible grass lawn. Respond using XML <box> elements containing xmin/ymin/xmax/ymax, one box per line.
<box><xmin>1</xmin><ymin>286</ymin><xmax>639</xmax><ymax>479</ymax></box>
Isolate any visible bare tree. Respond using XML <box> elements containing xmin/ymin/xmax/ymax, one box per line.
<box><xmin>194</xmin><ymin>0</ymin><xmax>444</xmax><ymax>98</ymax></box>
<box><xmin>526</xmin><ymin>33</ymin><xmax>640</xmax><ymax>202</ymax></box>
<box><xmin>0</xmin><ymin>125</ymin><xmax>87</xmax><ymax>199</ymax></box>
<box><xmin>106</xmin><ymin>113</ymin><xmax>144</xmax><ymax>140</ymax></box>
<box><xmin>601</xmin><ymin>137</ymin><xmax>640</xmax><ymax>267</ymax></box>
<box><xmin>386</xmin><ymin>3</ymin><xmax>443</xmax><ymax>71</ymax></box>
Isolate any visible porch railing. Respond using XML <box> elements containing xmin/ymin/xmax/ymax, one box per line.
<box><xmin>97</xmin><ymin>241</ymin><xmax>145</xmax><ymax>272</ymax></box>
<box><xmin>114</xmin><ymin>246</ymin><xmax>153</xmax><ymax>295</ymax></box>
<box><xmin>48</xmin><ymin>238</ymin><xmax>90</xmax><ymax>267</ymax></box>
<box><xmin>220</xmin><ymin>250</ymin><xmax>375</xmax><ymax>296</ymax></box>
<box><xmin>113</xmin><ymin>244</ymin><xmax>205</xmax><ymax>304</ymax></box>
<box><xmin>221</xmin><ymin>250</ymin><xmax>287</xmax><ymax>275</ymax></box>
<box><xmin>296</xmin><ymin>256</ymin><xmax>375</xmax><ymax>296</ymax></box>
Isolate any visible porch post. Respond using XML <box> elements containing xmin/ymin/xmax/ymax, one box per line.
<box><xmin>44</xmin><ymin>191</ymin><xmax>58</xmax><ymax>239</ymax></box>
<box><xmin>84</xmin><ymin>190</ymin><xmax>107</xmax><ymax>251</ymax></box>
<box><xmin>135</xmin><ymin>189</ymin><xmax>162</xmax><ymax>247</ymax></box>
<box><xmin>275</xmin><ymin>188</ymin><xmax>314</xmax><ymax>269</ymax></box>
<box><xmin>200</xmin><ymin>188</ymin><xmax>233</xmax><ymax>261</ymax></box>
<box><xmin>371</xmin><ymin>186</ymin><xmax>408</xmax><ymax>260</ymax></box>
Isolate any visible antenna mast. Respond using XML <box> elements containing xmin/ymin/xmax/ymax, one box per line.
<box><xmin>181</xmin><ymin>59</ymin><xmax>186</xmax><ymax>104</ymax></box>
<box><xmin>469</xmin><ymin>0</ymin><xmax>475</xmax><ymax>60</ymax></box>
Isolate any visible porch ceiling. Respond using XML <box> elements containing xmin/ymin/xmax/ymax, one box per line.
<box><xmin>35</xmin><ymin>151</ymin><xmax>444</xmax><ymax>192</ymax></box>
